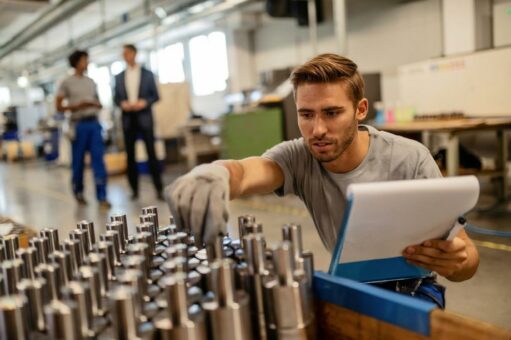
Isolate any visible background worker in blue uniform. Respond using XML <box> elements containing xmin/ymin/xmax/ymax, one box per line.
<box><xmin>56</xmin><ymin>50</ymin><xmax>110</xmax><ymax>208</ymax></box>
<box><xmin>164</xmin><ymin>54</ymin><xmax>480</xmax><ymax>308</ymax></box>
<box><xmin>114</xmin><ymin>44</ymin><xmax>164</xmax><ymax>201</ymax></box>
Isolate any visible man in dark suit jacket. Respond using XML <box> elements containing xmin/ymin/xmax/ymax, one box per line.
<box><xmin>114</xmin><ymin>44</ymin><xmax>163</xmax><ymax>200</ymax></box>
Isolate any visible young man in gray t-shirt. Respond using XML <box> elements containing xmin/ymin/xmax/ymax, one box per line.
<box><xmin>165</xmin><ymin>54</ymin><xmax>479</xmax><ymax>303</ymax></box>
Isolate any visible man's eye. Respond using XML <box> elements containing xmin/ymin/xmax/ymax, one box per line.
<box><xmin>300</xmin><ymin>113</ymin><xmax>313</xmax><ymax>119</ymax></box>
<box><xmin>326</xmin><ymin>110</ymin><xmax>339</xmax><ymax>117</ymax></box>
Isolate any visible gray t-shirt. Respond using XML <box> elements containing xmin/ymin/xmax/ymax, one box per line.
<box><xmin>262</xmin><ymin>125</ymin><xmax>442</xmax><ymax>252</ymax></box>
<box><xmin>57</xmin><ymin>74</ymin><xmax>99</xmax><ymax>120</ymax></box>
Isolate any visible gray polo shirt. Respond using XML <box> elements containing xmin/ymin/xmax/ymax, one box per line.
<box><xmin>262</xmin><ymin>125</ymin><xmax>442</xmax><ymax>252</ymax></box>
<box><xmin>57</xmin><ymin>74</ymin><xmax>99</xmax><ymax>120</ymax></box>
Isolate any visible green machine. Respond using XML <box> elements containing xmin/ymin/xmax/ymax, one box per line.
<box><xmin>221</xmin><ymin>108</ymin><xmax>284</xmax><ymax>159</ymax></box>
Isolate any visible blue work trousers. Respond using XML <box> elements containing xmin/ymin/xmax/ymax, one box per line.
<box><xmin>71</xmin><ymin>120</ymin><xmax>107</xmax><ymax>201</ymax></box>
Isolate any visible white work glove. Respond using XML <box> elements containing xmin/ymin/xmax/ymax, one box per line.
<box><xmin>164</xmin><ymin>164</ymin><xmax>230</xmax><ymax>245</ymax></box>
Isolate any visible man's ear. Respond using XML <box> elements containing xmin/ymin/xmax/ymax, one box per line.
<box><xmin>356</xmin><ymin>98</ymin><xmax>369</xmax><ymax>121</ymax></box>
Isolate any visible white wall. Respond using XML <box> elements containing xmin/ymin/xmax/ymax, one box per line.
<box><xmin>346</xmin><ymin>0</ymin><xmax>442</xmax><ymax>73</ymax></box>
<box><xmin>254</xmin><ymin>17</ymin><xmax>338</xmax><ymax>75</ymax></box>
<box><xmin>493</xmin><ymin>0</ymin><xmax>511</xmax><ymax>47</ymax></box>
<box><xmin>251</xmin><ymin>0</ymin><xmax>443</xmax><ymax>103</ymax></box>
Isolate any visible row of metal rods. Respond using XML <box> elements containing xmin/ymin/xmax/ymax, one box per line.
<box><xmin>0</xmin><ymin>207</ymin><xmax>317</xmax><ymax>340</ymax></box>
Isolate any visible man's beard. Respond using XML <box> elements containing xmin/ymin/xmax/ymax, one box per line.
<box><xmin>308</xmin><ymin>119</ymin><xmax>358</xmax><ymax>163</ymax></box>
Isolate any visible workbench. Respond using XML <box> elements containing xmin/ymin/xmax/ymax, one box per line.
<box><xmin>373</xmin><ymin>118</ymin><xmax>511</xmax><ymax>201</ymax></box>
<box><xmin>314</xmin><ymin>272</ymin><xmax>511</xmax><ymax>339</ymax></box>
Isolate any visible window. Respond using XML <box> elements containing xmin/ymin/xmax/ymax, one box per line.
<box><xmin>0</xmin><ymin>86</ymin><xmax>10</xmax><ymax>110</ymax></box>
<box><xmin>88</xmin><ymin>63</ymin><xmax>113</xmax><ymax>108</ymax></box>
<box><xmin>156</xmin><ymin>43</ymin><xmax>186</xmax><ymax>84</ymax></box>
<box><xmin>110</xmin><ymin>61</ymin><xmax>124</xmax><ymax>76</ymax></box>
<box><xmin>189</xmin><ymin>31</ymin><xmax>229</xmax><ymax>96</ymax></box>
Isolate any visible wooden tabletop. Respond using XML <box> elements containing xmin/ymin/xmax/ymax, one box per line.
<box><xmin>372</xmin><ymin>117</ymin><xmax>511</xmax><ymax>133</ymax></box>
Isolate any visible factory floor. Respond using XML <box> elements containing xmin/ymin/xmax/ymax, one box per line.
<box><xmin>0</xmin><ymin>160</ymin><xmax>510</xmax><ymax>328</ymax></box>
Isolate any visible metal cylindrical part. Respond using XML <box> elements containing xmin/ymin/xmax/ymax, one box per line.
<box><xmin>35</xmin><ymin>262</ymin><xmax>61</xmax><ymax>301</ymax></box>
<box><xmin>71</xmin><ymin>229</ymin><xmax>89</xmax><ymax>257</ymax></box>
<box><xmin>238</xmin><ymin>215</ymin><xmax>255</xmax><ymax>241</ymax></box>
<box><xmin>175</xmin><ymin>232</ymin><xmax>188</xmax><ymax>244</ymax></box>
<box><xmin>2</xmin><ymin>234</ymin><xmax>20</xmax><ymax>260</ymax></box>
<box><xmin>173</xmin><ymin>257</ymin><xmax>188</xmax><ymax>274</ymax></box>
<box><xmin>0</xmin><ymin>274</ymin><xmax>4</xmax><ymax>296</ymax></box>
<box><xmin>17</xmin><ymin>278</ymin><xmax>46</xmax><ymax>332</ymax></box>
<box><xmin>16</xmin><ymin>247</ymin><xmax>38</xmax><ymax>280</ymax></box>
<box><xmin>61</xmin><ymin>281</ymin><xmax>94</xmax><ymax>338</ymax></box>
<box><xmin>101</xmin><ymin>230</ymin><xmax>122</xmax><ymax>265</ymax></box>
<box><xmin>96</xmin><ymin>241</ymin><xmax>116</xmax><ymax>280</ymax></box>
<box><xmin>135</xmin><ymin>231</ymin><xmax>154</xmax><ymax>257</ymax></box>
<box><xmin>106</xmin><ymin>221</ymin><xmax>126</xmax><ymax>252</ymax></box>
<box><xmin>302</xmin><ymin>251</ymin><xmax>315</xmax><ymax>290</ymax></box>
<box><xmin>122</xmin><ymin>255</ymin><xmax>149</xmax><ymax>280</ymax></box>
<box><xmin>110</xmin><ymin>214</ymin><xmax>129</xmax><ymax>246</ymax></box>
<box><xmin>273</xmin><ymin>242</ymin><xmax>295</xmax><ymax>286</ymax></box>
<box><xmin>176</xmin><ymin>243</ymin><xmax>189</xmax><ymax>259</ymax></box>
<box><xmin>243</xmin><ymin>235</ymin><xmax>269</xmax><ymax>340</ymax></box>
<box><xmin>203</xmin><ymin>259</ymin><xmax>253</xmax><ymax>340</ymax></box>
<box><xmin>282</xmin><ymin>224</ymin><xmax>303</xmax><ymax>261</ymax></box>
<box><xmin>2</xmin><ymin>259</ymin><xmax>23</xmax><ymax>295</ymax></box>
<box><xmin>78</xmin><ymin>220</ymin><xmax>96</xmax><ymax>247</ymax></box>
<box><xmin>87</xmin><ymin>252</ymin><xmax>109</xmax><ymax>296</ymax></box>
<box><xmin>30</xmin><ymin>236</ymin><xmax>50</xmax><ymax>264</ymax></box>
<box><xmin>0</xmin><ymin>295</ymin><xmax>29</xmax><ymax>339</ymax></box>
<box><xmin>162</xmin><ymin>258</ymin><xmax>182</xmax><ymax>276</ymax></box>
<box><xmin>142</xmin><ymin>206</ymin><xmax>159</xmax><ymax>229</ymax></box>
<box><xmin>245</xmin><ymin>223</ymin><xmax>263</xmax><ymax>235</ymax></box>
<box><xmin>264</xmin><ymin>243</ymin><xmax>316</xmax><ymax>340</ymax></box>
<box><xmin>157</xmin><ymin>274</ymin><xmax>207</xmax><ymax>340</ymax></box>
<box><xmin>41</xmin><ymin>228</ymin><xmax>60</xmax><ymax>253</ymax></box>
<box><xmin>62</xmin><ymin>239</ymin><xmax>83</xmax><ymax>272</ymax></box>
<box><xmin>140</xmin><ymin>213</ymin><xmax>158</xmax><ymax>246</ymax></box>
<box><xmin>244</xmin><ymin>234</ymin><xmax>267</xmax><ymax>275</ymax></box>
<box><xmin>216</xmin><ymin>260</ymin><xmax>236</xmax><ymax>306</ymax></box>
<box><xmin>206</xmin><ymin>236</ymin><xmax>224</xmax><ymax>262</ymax></box>
<box><xmin>127</xmin><ymin>243</ymin><xmax>151</xmax><ymax>276</ymax></box>
<box><xmin>161</xmin><ymin>274</ymin><xmax>188</xmax><ymax>324</ymax></box>
<box><xmin>48</xmin><ymin>250</ymin><xmax>72</xmax><ymax>286</ymax></box>
<box><xmin>79</xmin><ymin>266</ymin><xmax>103</xmax><ymax>316</ymax></box>
<box><xmin>117</xmin><ymin>269</ymin><xmax>145</xmax><ymax>320</ymax></box>
<box><xmin>109</xmin><ymin>285</ymin><xmax>139</xmax><ymax>340</ymax></box>
<box><xmin>45</xmin><ymin>300</ymin><xmax>81</xmax><ymax>340</ymax></box>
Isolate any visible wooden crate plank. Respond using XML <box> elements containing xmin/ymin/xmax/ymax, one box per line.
<box><xmin>314</xmin><ymin>272</ymin><xmax>435</xmax><ymax>335</ymax></box>
<box><xmin>430</xmin><ymin>309</ymin><xmax>511</xmax><ymax>340</ymax></box>
<box><xmin>317</xmin><ymin>301</ymin><xmax>427</xmax><ymax>340</ymax></box>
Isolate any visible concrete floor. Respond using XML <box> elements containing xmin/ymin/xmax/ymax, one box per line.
<box><xmin>0</xmin><ymin>161</ymin><xmax>510</xmax><ymax>328</ymax></box>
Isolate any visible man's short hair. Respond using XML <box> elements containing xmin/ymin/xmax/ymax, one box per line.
<box><xmin>123</xmin><ymin>44</ymin><xmax>137</xmax><ymax>53</ymax></box>
<box><xmin>68</xmin><ymin>50</ymin><xmax>88</xmax><ymax>68</ymax></box>
<box><xmin>290</xmin><ymin>53</ymin><xmax>365</xmax><ymax>107</ymax></box>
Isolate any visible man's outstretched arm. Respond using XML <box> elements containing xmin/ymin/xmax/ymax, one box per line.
<box><xmin>165</xmin><ymin>157</ymin><xmax>284</xmax><ymax>244</ymax></box>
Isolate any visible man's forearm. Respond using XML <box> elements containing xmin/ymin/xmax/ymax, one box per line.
<box><xmin>213</xmin><ymin>160</ymin><xmax>243</xmax><ymax>199</ymax></box>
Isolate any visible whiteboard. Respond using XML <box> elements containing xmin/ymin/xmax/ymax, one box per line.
<box><xmin>398</xmin><ymin>47</ymin><xmax>511</xmax><ymax>117</ymax></box>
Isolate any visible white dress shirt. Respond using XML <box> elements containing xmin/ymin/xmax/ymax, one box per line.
<box><xmin>125</xmin><ymin>64</ymin><xmax>141</xmax><ymax>103</ymax></box>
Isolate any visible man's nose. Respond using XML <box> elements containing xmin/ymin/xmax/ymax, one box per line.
<box><xmin>312</xmin><ymin>116</ymin><xmax>327</xmax><ymax>138</ymax></box>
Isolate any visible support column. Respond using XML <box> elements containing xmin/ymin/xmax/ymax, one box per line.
<box><xmin>442</xmin><ymin>0</ymin><xmax>492</xmax><ymax>56</ymax></box>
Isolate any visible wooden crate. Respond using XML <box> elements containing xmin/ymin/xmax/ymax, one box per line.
<box><xmin>104</xmin><ymin>152</ymin><xmax>127</xmax><ymax>176</ymax></box>
<box><xmin>0</xmin><ymin>216</ymin><xmax>37</xmax><ymax>248</ymax></box>
<box><xmin>314</xmin><ymin>272</ymin><xmax>511</xmax><ymax>339</ymax></box>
